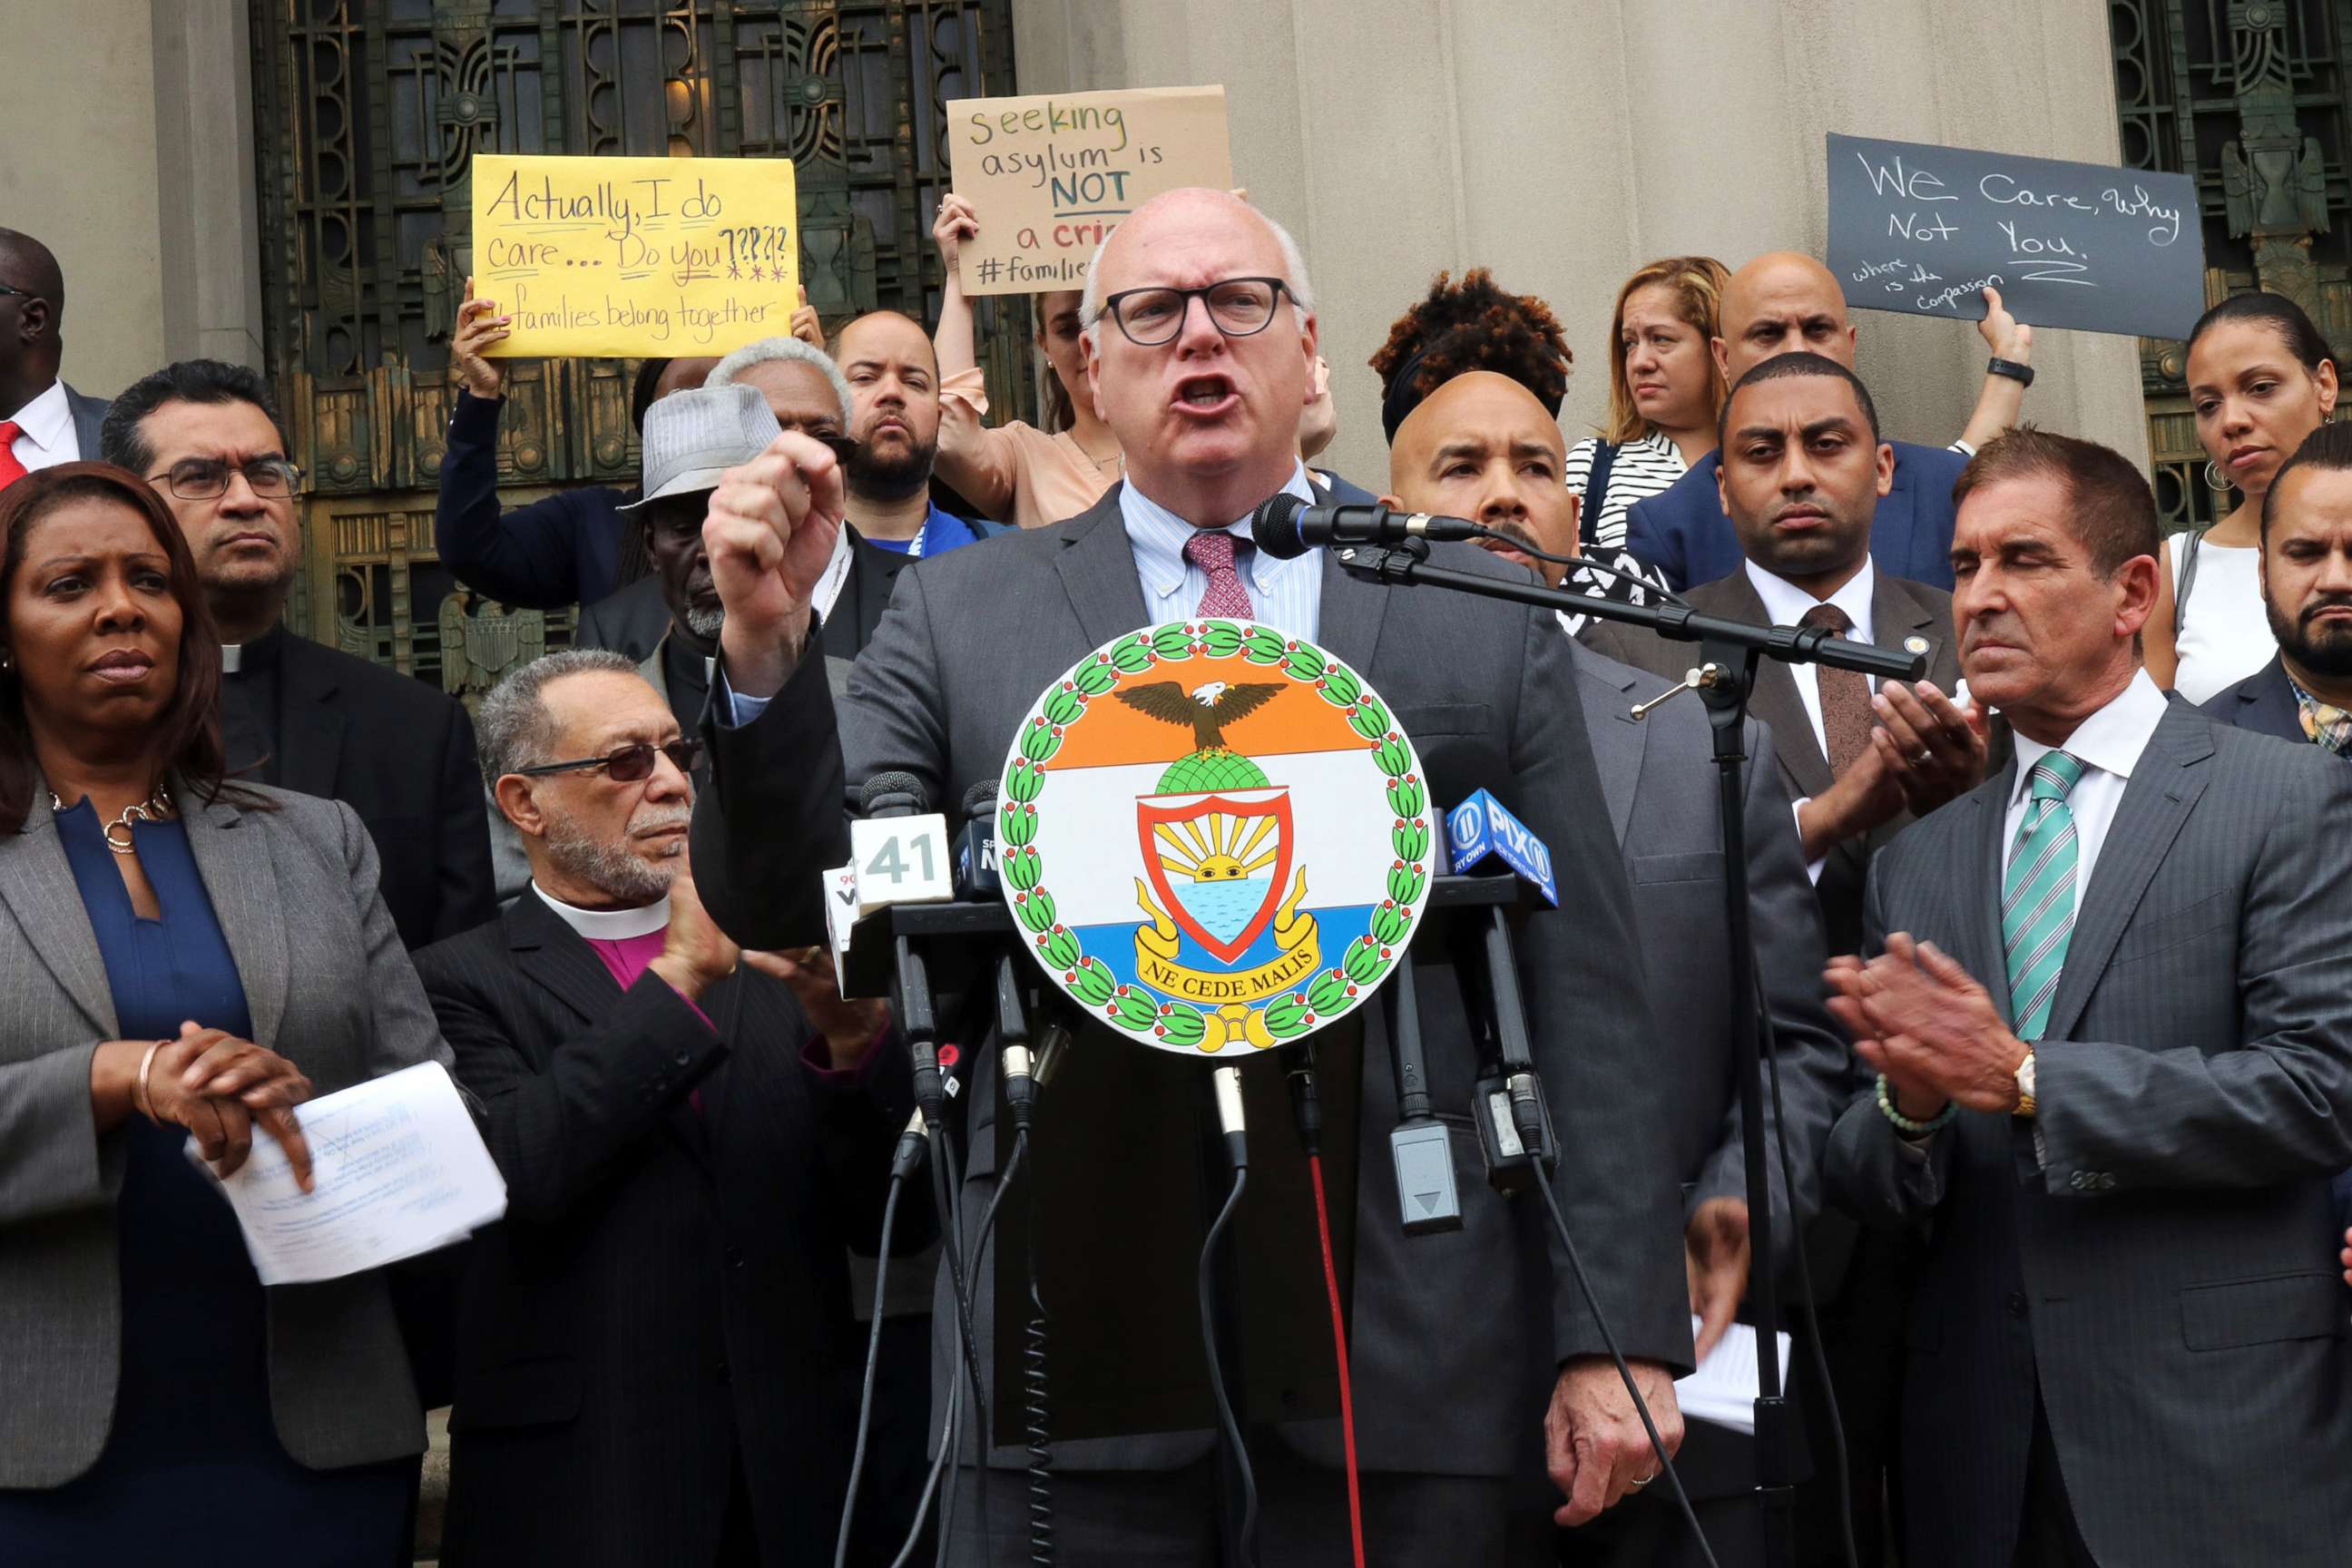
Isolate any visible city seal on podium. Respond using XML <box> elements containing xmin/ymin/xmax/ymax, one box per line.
<box><xmin>997</xmin><ymin>620</ymin><xmax>1435</xmax><ymax>1058</ymax></box>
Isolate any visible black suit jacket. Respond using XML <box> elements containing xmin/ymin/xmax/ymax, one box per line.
<box><xmin>693</xmin><ymin>485</ymin><xmax>1689</xmax><ymax>1479</ymax></box>
<box><xmin>572</xmin><ymin>576</ymin><xmax>671</xmax><ymax>665</ymax></box>
<box><xmin>64</xmin><ymin>382</ymin><xmax>109</xmax><ymax>461</ymax></box>
<box><xmin>273</xmin><ymin>631</ymin><xmax>495</xmax><ymax>950</ymax></box>
<box><xmin>2201</xmin><ymin>652</ymin><xmax>2306</xmax><ymax>745</ymax></box>
<box><xmin>415</xmin><ymin>892</ymin><xmax>919</xmax><ymax>1568</ymax></box>
<box><xmin>1583</xmin><ymin>567</ymin><xmax>1962</xmax><ymax>957</ymax></box>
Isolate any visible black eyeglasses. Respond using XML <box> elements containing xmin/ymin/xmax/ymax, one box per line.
<box><xmin>1091</xmin><ymin>277</ymin><xmax>1292</xmax><ymax>348</ymax></box>
<box><xmin>514</xmin><ymin>739</ymin><xmax>703</xmax><ymax>781</ymax></box>
<box><xmin>0</xmin><ymin>282</ymin><xmax>31</xmax><ymax>299</ymax></box>
<box><xmin>147</xmin><ymin>456</ymin><xmax>303</xmax><ymax>500</ymax></box>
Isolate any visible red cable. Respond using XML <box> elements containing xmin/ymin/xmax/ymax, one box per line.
<box><xmin>1308</xmin><ymin>1152</ymin><xmax>1367</xmax><ymax>1568</ymax></box>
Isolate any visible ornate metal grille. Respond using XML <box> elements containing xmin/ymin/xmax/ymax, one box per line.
<box><xmin>249</xmin><ymin>0</ymin><xmax>1022</xmax><ymax>692</ymax></box>
<box><xmin>2110</xmin><ymin>0</ymin><xmax>2352</xmax><ymax>533</ymax></box>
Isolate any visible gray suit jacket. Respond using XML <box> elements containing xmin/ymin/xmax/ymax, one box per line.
<box><xmin>691</xmin><ymin>485</ymin><xmax>1690</xmax><ymax>1479</ymax></box>
<box><xmin>64</xmin><ymin>382</ymin><xmax>109</xmax><ymax>463</ymax></box>
<box><xmin>1582</xmin><ymin>567</ymin><xmax>1962</xmax><ymax>958</ymax></box>
<box><xmin>1568</xmin><ymin>645</ymin><xmax>1851</xmax><ymax>1501</ymax></box>
<box><xmin>1824</xmin><ymin>699</ymin><xmax>2352</xmax><ymax>1568</ymax></box>
<box><xmin>0</xmin><ymin>782</ymin><xmax>453</xmax><ymax>1486</ymax></box>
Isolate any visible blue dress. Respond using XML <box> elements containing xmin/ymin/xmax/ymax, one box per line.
<box><xmin>0</xmin><ymin>801</ymin><xmax>412</xmax><ymax>1566</ymax></box>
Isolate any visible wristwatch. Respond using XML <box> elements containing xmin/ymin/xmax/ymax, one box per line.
<box><xmin>2013</xmin><ymin>1047</ymin><xmax>2038</xmax><ymax>1119</ymax></box>
<box><xmin>1987</xmin><ymin>356</ymin><xmax>2035</xmax><ymax>387</ymax></box>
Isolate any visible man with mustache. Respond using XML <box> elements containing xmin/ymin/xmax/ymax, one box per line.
<box><xmin>1585</xmin><ymin>351</ymin><xmax>1987</xmax><ymax>1565</ymax></box>
<box><xmin>415</xmin><ymin>649</ymin><xmax>916</xmax><ymax>1568</ymax></box>
<box><xmin>1823</xmin><ymin>427</ymin><xmax>2352</xmax><ymax>1568</ymax></box>
<box><xmin>100</xmin><ymin>358</ymin><xmax>495</xmax><ymax>951</ymax></box>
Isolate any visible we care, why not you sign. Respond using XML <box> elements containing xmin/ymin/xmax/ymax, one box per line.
<box><xmin>471</xmin><ymin>152</ymin><xmax>799</xmax><ymax>358</ymax></box>
<box><xmin>1827</xmin><ymin>132</ymin><xmax>2205</xmax><ymax>340</ymax></box>
<box><xmin>946</xmin><ymin>85</ymin><xmax>1233</xmax><ymax>297</ymax></box>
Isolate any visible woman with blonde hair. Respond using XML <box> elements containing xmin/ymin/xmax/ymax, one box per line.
<box><xmin>1563</xmin><ymin>255</ymin><xmax>1731</xmax><ymax>561</ymax></box>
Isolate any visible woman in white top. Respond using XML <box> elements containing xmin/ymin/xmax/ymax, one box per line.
<box><xmin>2149</xmin><ymin>292</ymin><xmax>2339</xmax><ymax>701</ymax></box>
<box><xmin>1563</xmin><ymin>255</ymin><xmax>1731</xmax><ymax>554</ymax></box>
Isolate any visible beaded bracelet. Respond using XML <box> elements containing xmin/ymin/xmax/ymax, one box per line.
<box><xmin>1875</xmin><ymin>1073</ymin><xmax>1957</xmax><ymax>1136</ymax></box>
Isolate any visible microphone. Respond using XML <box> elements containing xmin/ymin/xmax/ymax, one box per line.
<box><xmin>1249</xmin><ymin>492</ymin><xmax>1485</xmax><ymax>561</ymax></box>
<box><xmin>955</xmin><ymin>781</ymin><xmax>1000</xmax><ymax>897</ymax></box>
<box><xmin>1439</xmin><ymin>789</ymin><xmax>1562</xmax><ymax>1192</ymax></box>
<box><xmin>850</xmin><ymin>772</ymin><xmax>953</xmax><ymax>921</ymax></box>
<box><xmin>1445</xmin><ymin>789</ymin><xmax>1560</xmax><ymax>907</ymax></box>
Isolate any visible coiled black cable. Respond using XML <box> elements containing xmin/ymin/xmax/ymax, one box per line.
<box><xmin>835</xmin><ymin>1167</ymin><xmax>910</xmax><ymax>1568</ymax></box>
<box><xmin>1017</xmin><ymin>1126</ymin><xmax>1053</xmax><ymax>1564</ymax></box>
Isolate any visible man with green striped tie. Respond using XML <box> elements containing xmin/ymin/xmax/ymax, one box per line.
<box><xmin>1818</xmin><ymin>427</ymin><xmax>2352</xmax><ymax>1568</ymax></box>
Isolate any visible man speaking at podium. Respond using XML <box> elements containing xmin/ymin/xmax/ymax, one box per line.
<box><xmin>689</xmin><ymin>188</ymin><xmax>1690</xmax><ymax>1562</ymax></box>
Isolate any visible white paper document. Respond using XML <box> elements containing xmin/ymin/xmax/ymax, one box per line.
<box><xmin>1674</xmin><ymin>1315</ymin><xmax>1794</xmax><ymax>1436</ymax></box>
<box><xmin>187</xmin><ymin>1061</ymin><xmax>506</xmax><ymax>1287</ymax></box>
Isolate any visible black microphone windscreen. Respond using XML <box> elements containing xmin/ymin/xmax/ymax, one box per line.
<box><xmin>1250</xmin><ymin>491</ymin><xmax>1312</xmax><ymax>560</ymax></box>
<box><xmin>858</xmin><ymin>770</ymin><xmax>928</xmax><ymax>817</ymax></box>
<box><xmin>960</xmin><ymin>780</ymin><xmax>998</xmax><ymax>822</ymax></box>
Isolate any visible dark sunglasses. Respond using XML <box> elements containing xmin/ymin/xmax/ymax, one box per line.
<box><xmin>514</xmin><ymin>739</ymin><xmax>702</xmax><ymax>782</ymax></box>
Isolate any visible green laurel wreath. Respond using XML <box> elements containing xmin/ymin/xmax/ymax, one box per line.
<box><xmin>999</xmin><ymin>621</ymin><xmax>1429</xmax><ymax>1051</ymax></box>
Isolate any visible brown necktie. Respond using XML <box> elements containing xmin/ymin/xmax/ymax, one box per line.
<box><xmin>1801</xmin><ymin>603</ymin><xmax>1872</xmax><ymax>777</ymax></box>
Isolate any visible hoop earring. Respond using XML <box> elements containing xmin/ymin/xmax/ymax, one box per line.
<box><xmin>2204</xmin><ymin>459</ymin><xmax>2233</xmax><ymax>493</ymax></box>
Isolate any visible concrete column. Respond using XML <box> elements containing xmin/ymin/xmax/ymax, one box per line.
<box><xmin>151</xmin><ymin>0</ymin><xmax>268</xmax><ymax>370</ymax></box>
<box><xmin>0</xmin><ymin>0</ymin><xmax>165</xmax><ymax>399</ymax></box>
<box><xmin>1006</xmin><ymin>0</ymin><xmax>2148</xmax><ymax>492</ymax></box>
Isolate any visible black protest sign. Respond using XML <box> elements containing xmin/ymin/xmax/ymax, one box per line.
<box><xmin>1827</xmin><ymin>132</ymin><xmax>2205</xmax><ymax>340</ymax></box>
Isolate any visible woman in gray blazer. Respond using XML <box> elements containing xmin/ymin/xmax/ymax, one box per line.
<box><xmin>0</xmin><ymin>463</ymin><xmax>452</xmax><ymax>1564</ymax></box>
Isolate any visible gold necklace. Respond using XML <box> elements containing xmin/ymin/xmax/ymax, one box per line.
<box><xmin>51</xmin><ymin>787</ymin><xmax>175</xmax><ymax>855</ymax></box>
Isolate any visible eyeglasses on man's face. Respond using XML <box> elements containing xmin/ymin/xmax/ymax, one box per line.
<box><xmin>146</xmin><ymin>456</ymin><xmax>303</xmax><ymax>501</ymax></box>
<box><xmin>514</xmin><ymin>739</ymin><xmax>703</xmax><ymax>783</ymax></box>
<box><xmin>1091</xmin><ymin>278</ymin><xmax>1292</xmax><ymax>348</ymax></box>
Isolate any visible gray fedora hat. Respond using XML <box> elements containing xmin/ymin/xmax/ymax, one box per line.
<box><xmin>620</xmin><ymin>382</ymin><xmax>783</xmax><ymax>510</ymax></box>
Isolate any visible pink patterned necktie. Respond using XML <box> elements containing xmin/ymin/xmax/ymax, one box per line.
<box><xmin>1183</xmin><ymin>528</ymin><xmax>1255</xmax><ymax>618</ymax></box>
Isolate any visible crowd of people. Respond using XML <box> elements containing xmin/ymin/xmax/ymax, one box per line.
<box><xmin>1</xmin><ymin>169</ymin><xmax>2349</xmax><ymax>1568</ymax></box>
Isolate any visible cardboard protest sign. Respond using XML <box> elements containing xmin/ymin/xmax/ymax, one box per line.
<box><xmin>946</xmin><ymin>86</ymin><xmax>1232</xmax><ymax>296</ymax></box>
<box><xmin>470</xmin><ymin>153</ymin><xmax>798</xmax><ymax>357</ymax></box>
<box><xmin>1827</xmin><ymin>132</ymin><xmax>2206</xmax><ymax>340</ymax></box>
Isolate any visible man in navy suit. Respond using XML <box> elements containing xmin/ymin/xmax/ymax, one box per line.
<box><xmin>2202</xmin><ymin>419</ymin><xmax>2352</xmax><ymax>754</ymax></box>
<box><xmin>1625</xmin><ymin>252</ymin><xmax>2034</xmax><ymax>593</ymax></box>
<box><xmin>2200</xmin><ymin>421</ymin><xmax>2352</xmax><ymax>1250</ymax></box>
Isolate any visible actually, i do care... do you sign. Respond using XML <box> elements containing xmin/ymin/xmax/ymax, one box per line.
<box><xmin>1827</xmin><ymin>132</ymin><xmax>2206</xmax><ymax>340</ymax></box>
<box><xmin>470</xmin><ymin>153</ymin><xmax>799</xmax><ymax>357</ymax></box>
<box><xmin>946</xmin><ymin>85</ymin><xmax>1233</xmax><ymax>297</ymax></box>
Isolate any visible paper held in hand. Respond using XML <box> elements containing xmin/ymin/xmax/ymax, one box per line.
<box><xmin>187</xmin><ymin>1061</ymin><xmax>506</xmax><ymax>1287</ymax></box>
<box><xmin>1676</xmin><ymin>1315</ymin><xmax>1795</xmax><ymax>1436</ymax></box>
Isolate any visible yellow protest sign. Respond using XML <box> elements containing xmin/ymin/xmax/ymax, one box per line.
<box><xmin>470</xmin><ymin>153</ymin><xmax>799</xmax><ymax>357</ymax></box>
<box><xmin>946</xmin><ymin>86</ymin><xmax>1232</xmax><ymax>297</ymax></box>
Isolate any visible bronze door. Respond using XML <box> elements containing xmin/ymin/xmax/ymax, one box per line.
<box><xmin>2110</xmin><ymin>0</ymin><xmax>2352</xmax><ymax>533</ymax></box>
<box><xmin>250</xmin><ymin>0</ymin><xmax>1023</xmax><ymax>695</ymax></box>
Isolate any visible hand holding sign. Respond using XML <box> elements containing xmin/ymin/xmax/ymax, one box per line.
<box><xmin>451</xmin><ymin>279</ymin><xmax>511</xmax><ymax>399</ymax></box>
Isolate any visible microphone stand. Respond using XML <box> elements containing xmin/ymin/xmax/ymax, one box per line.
<box><xmin>1333</xmin><ymin>539</ymin><xmax>1921</xmax><ymax>1568</ymax></box>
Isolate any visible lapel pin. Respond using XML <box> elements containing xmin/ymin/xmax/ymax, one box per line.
<box><xmin>1904</xmin><ymin>635</ymin><xmax>1930</xmax><ymax>655</ymax></box>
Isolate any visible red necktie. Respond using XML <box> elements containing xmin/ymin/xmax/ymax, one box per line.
<box><xmin>0</xmin><ymin>423</ymin><xmax>27</xmax><ymax>491</ymax></box>
<box><xmin>1184</xmin><ymin>529</ymin><xmax>1256</xmax><ymax>618</ymax></box>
